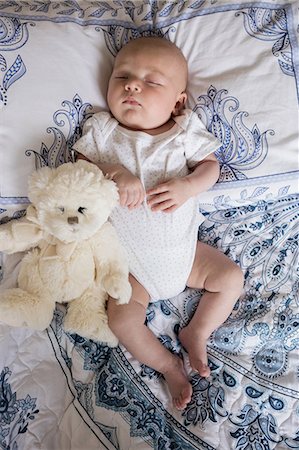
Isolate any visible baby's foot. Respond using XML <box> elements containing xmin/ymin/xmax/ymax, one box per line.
<box><xmin>179</xmin><ymin>327</ymin><xmax>211</xmax><ymax>377</ymax></box>
<box><xmin>162</xmin><ymin>356</ymin><xmax>192</xmax><ymax>410</ymax></box>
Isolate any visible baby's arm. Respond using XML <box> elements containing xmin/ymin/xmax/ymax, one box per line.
<box><xmin>147</xmin><ymin>153</ymin><xmax>219</xmax><ymax>213</ymax></box>
<box><xmin>76</xmin><ymin>152</ymin><xmax>145</xmax><ymax>209</ymax></box>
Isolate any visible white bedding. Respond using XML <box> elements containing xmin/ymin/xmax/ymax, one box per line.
<box><xmin>0</xmin><ymin>1</ymin><xmax>298</xmax><ymax>449</ymax></box>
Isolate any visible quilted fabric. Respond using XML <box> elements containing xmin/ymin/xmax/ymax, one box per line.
<box><xmin>0</xmin><ymin>194</ymin><xmax>298</xmax><ymax>449</ymax></box>
<box><xmin>0</xmin><ymin>1</ymin><xmax>298</xmax><ymax>449</ymax></box>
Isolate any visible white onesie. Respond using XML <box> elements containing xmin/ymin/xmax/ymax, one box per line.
<box><xmin>73</xmin><ymin>109</ymin><xmax>221</xmax><ymax>301</ymax></box>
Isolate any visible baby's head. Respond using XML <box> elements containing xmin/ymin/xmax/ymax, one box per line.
<box><xmin>107</xmin><ymin>36</ymin><xmax>188</xmax><ymax>131</ymax></box>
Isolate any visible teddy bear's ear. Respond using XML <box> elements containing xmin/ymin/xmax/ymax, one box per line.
<box><xmin>75</xmin><ymin>159</ymin><xmax>105</xmax><ymax>180</ymax></box>
<box><xmin>75</xmin><ymin>159</ymin><xmax>97</xmax><ymax>171</ymax></box>
<box><xmin>99</xmin><ymin>177</ymin><xmax>119</xmax><ymax>208</ymax></box>
<box><xmin>27</xmin><ymin>166</ymin><xmax>54</xmax><ymax>204</ymax></box>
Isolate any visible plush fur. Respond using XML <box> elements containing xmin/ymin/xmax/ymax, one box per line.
<box><xmin>0</xmin><ymin>160</ymin><xmax>131</xmax><ymax>346</ymax></box>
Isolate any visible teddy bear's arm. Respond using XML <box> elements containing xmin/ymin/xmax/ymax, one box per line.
<box><xmin>0</xmin><ymin>217</ymin><xmax>44</xmax><ymax>254</ymax></box>
<box><xmin>92</xmin><ymin>223</ymin><xmax>132</xmax><ymax>304</ymax></box>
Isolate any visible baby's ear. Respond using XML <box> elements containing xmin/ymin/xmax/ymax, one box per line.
<box><xmin>172</xmin><ymin>92</ymin><xmax>187</xmax><ymax>116</ymax></box>
<box><xmin>27</xmin><ymin>166</ymin><xmax>54</xmax><ymax>204</ymax></box>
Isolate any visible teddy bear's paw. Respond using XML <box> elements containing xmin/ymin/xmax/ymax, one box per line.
<box><xmin>105</xmin><ymin>277</ymin><xmax>132</xmax><ymax>305</ymax></box>
<box><xmin>64</xmin><ymin>294</ymin><xmax>119</xmax><ymax>347</ymax></box>
<box><xmin>92</xmin><ymin>326</ymin><xmax>119</xmax><ymax>348</ymax></box>
<box><xmin>64</xmin><ymin>316</ymin><xmax>119</xmax><ymax>347</ymax></box>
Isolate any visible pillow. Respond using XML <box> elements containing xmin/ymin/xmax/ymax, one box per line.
<box><xmin>0</xmin><ymin>0</ymin><xmax>298</xmax><ymax>218</ymax></box>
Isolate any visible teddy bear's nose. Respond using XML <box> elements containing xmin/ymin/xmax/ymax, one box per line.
<box><xmin>67</xmin><ymin>216</ymin><xmax>79</xmax><ymax>225</ymax></box>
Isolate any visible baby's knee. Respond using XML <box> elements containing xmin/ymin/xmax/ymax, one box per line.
<box><xmin>107</xmin><ymin>299</ymin><xmax>146</xmax><ymax>337</ymax></box>
<box><xmin>226</xmin><ymin>263</ymin><xmax>244</xmax><ymax>296</ymax></box>
<box><xmin>107</xmin><ymin>307</ymin><xmax>130</xmax><ymax>336</ymax></box>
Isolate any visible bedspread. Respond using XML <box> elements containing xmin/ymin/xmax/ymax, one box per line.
<box><xmin>0</xmin><ymin>1</ymin><xmax>298</xmax><ymax>449</ymax></box>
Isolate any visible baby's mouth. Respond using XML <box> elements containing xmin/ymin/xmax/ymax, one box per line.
<box><xmin>123</xmin><ymin>97</ymin><xmax>141</xmax><ymax>106</ymax></box>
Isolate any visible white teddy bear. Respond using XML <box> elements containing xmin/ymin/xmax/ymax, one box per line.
<box><xmin>0</xmin><ymin>160</ymin><xmax>132</xmax><ymax>346</ymax></box>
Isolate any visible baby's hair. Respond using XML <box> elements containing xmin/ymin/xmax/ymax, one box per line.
<box><xmin>120</xmin><ymin>36</ymin><xmax>185</xmax><ymax>62</ymax></box>
<box><xmin>116</xmin><ymin>36</ymin><xmax>188</xmax><ymax>89</ymax></box>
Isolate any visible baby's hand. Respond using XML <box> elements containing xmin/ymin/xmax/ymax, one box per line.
<box><xmin>112</xmin><ymin>166</ymin><xmax>145</xmax><ymax>209</ymax></box>
<box><xmin>147</xmin><ymin>177</ymin><xmax>193</xmax><ymax>213</ymax></box>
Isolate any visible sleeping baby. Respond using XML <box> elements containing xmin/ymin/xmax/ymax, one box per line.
<box><xmin>73</xmin><ymin>36</ymin><xmax>244</xmax><ymax>410</ymax></box>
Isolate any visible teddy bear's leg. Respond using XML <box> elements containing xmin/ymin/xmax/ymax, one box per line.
<box><xmin>0</xmin><ymin>288</ymin><xmax>55</xmax><ymax>330</ymax></box>
<box><xmin>102</xmin><ymin>272</ymin><xmax>132</xmax><ymax>305</ymax></box>
<box><xmin>64</xmin><ymin>288</ymin><xmax>118</xmax><ymax>347</ymax></box>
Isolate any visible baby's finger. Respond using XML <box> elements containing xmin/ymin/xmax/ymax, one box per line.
<box><xmin>147</xmin><ymin>184</ymin><xmax>169</xmax><ymax>196</ymax></box>
<box><xmin>147</xmin><ymin>192</ymin><xmax>171</xmax><ymax>207</ymax></box>
<box><xmin>162</xmin><ymin>204</ymin><xmax>179</xmax><ymax>213</ymax></box>
<box><xmin>151</xmin><ymin>199</ymin><xmax>174</xmax><ymax>212</ymax></box>
<box><xmin>128</xmin><ymin>191</ymin><xmax>143</xmax><ymax>209</ymax></box>
<box><xmin>119</xmin><ymin>190</ymin><xmax>128</xmax><ymax>207</ymax></box>
<box><xmin>135</xmin><ymin>191</ymin><xmax>146</xmax><ymax>208</ymax></box>
<box><xmin>126</xmin><ymin>190</ymin><xmax>138</xmax><ymax>208</ymax></box>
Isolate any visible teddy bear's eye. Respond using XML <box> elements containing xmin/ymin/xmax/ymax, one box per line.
<box><xmin>78</xmin><ymin>207</ymin><xmax>86</xmax><ymax>214</ymax></box>
<box><xmin>58</xmin><ymin>207</ymin><xmax>65</xmax><ymax>213</ymax></box>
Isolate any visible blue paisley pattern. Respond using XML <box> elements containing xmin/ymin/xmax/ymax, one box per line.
<box><xmin>0</xmin><ymin>53</ymin><xmax>26</xmax><ymax>107</ymax></box>
<box><xmin>0</xmin><ymin>16</ymin><xmax>33</xmax><ymax>106</ymax></box>
<box><xmin>229</xmin><ymin>404</ymin><xmax>282</xmax><ymax>450</ymax></box>
<box><xmin>0</xmin><ymin>1</ymin><xmax>206</xmax><ymax>20</ymax></box>
<box><xmin>0</xmin><ymin>368</ymin><xmax>39</xmax><ymax>450</ymax></box>
<box><xmin>25</xmin><ymin>94</ymin><xmax>94</xmax><ymax>168</ymax></box>
<box><xmin>236</xmin><ymin>8</ymin><xmax>295</xmax><ymax>77</ymax></box>
<box><xmin>0</xmin><ymin>17</ymin><xmax>33</xmax><ymax>50</ymax></box>
<box><xmin>194</xmin><ymin>85</ymin><xmax>274</xmax><ymax>182</ymax></box>
<box><xmin>41</xmin><ymin>194</ymin><xmax>298</xmax><ymax>450</ymax></box>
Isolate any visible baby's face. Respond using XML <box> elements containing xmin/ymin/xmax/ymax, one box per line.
<box><xmin>107</xmin><ymin>41</ymin><xmax>187</xmax><ymax>131</ymax></box>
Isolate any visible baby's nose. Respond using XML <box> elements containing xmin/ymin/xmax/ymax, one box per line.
<box><xmin>67</xmin><ymin>216</ymin><xmax>78</xmax><ymax>225</ymax></box>
<box><xmin>125</xmin><ymin>79</ymin><xmax>141</xmax><ymax>92</ymax></box>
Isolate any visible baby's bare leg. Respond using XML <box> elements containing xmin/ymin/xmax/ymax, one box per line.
<box><xmin>179</xmin><ymin>242</ymin><xmax>244</xmax><ymax>377</ymax></box>
<box><xmin>107</xmin><ymin>275</ymin><xmax>192</xmax><ymax>410</ymax></box>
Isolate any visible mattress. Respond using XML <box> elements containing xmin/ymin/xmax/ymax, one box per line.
<box><xmin>0</xmin><ymin>1</ymin><xmax>298</xmax><ymax>449</ymax></box>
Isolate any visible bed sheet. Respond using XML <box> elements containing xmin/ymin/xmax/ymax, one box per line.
<box><xmin>0</xmin><ymin>0</ymin><xmax>298</xmax><ymax>215</ymax></box>
<box><xmin>0</xmin><ymin>194</ymin><xmax>298</xmax><ymax>450</ymax></box>
<box><xmin>0</xmin><ymin>1</ymin><xmax>298</xmax><ymax>449</ymax></box>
